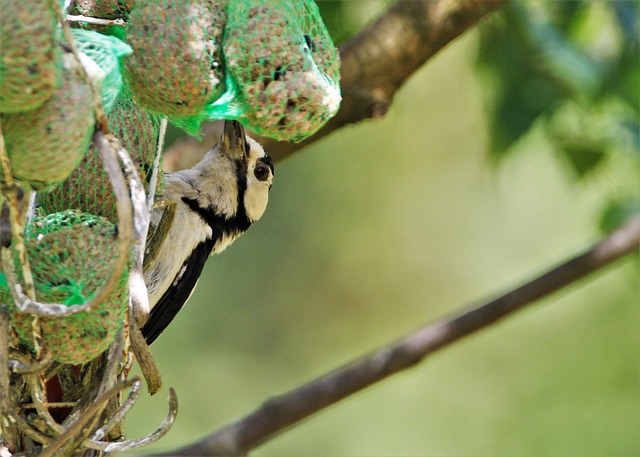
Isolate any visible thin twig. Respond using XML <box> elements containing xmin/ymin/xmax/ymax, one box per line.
<box><xmin>89</xmin><ymin>388</ymin><xmax>178</xmax><ymax>453</ymax></box>
<box><xmin>0</xmin><ymin>308</ymin><xmax>18</xmax><ymax>451</ymax></box>
<box><xmin>38</xmin><ymin>378</ymin><xmax>137</xmax><ymax>457</ymax></box>
<box><xmin>93</xmin><ymin>131</ymin><xmax>133</xmax><ymax>305</ymax></box>
<box><xmin>91</xmin><ymin>379</ymin><xmax>143</xmax><ymax>441</ymax></box>
<box><xmin>8</xmin><ymin>351</ymin><xmax>53</xmax><ymax>374</ymax></box>
<box><xmin>0</xmin><ymin>124</ymin><xmax>36</xmax><ymax>302</ymax></box>
<box><xmin>147</xmin><ymin>118</ymin><xmax>168</xmax><ymax>211</ymax></box>
<box><xmin>96</xmin><ymin>325</ymin><xmax>127</xmax><ymax>401</ymax></box>
<box><xmin>66</xmin><ymin>14</ymin><xmax>125</xmax><ymax>26</ymax></box>
<box><xmin>157</xmin><ymin>216</ymin><xmax>640</xmax><ymax>456</ymax></box>
<box><xmin>25</xmin><ymin>373</ymin><xmax>64</xmax><ymax>436</ymax></box>
<box><xmin>12</xmin><ymin>413</ymin><xmax>53</xmax><ymax>445</ymax></box>
<box><xmin>111</xmin><ymin>140</ymin><xmax>163</xmax><ymax>393</ymax></box>
<box><xmin>20</xmin><ymin>402</ymin><xmax>76</xmax><ymax>410</ymax></box>
<box><xmin>116</xmin><ymin>142</ymin><xmax>151</xmax><ymax>326</ymax></box>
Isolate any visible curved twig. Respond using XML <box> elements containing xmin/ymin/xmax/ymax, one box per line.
<box><xmin>8</xmin><ymin>351</ymin><xmax>53</xmax><ymax>374</ymax></box>
<box><xmin>92</xmin><ymin>131</ymin><xmax>133</xmax><ymax>306</ymax></box>
<box><xmin>12</xmin><ymin>413</ymin><xmax>53</xmax><ymax>445</ymax></box>
<box><xmin>157</xmin><ymin>216</ymin><xmax>640</xmax><ymax>456</ymax></box>
<box><xmin>91</xmin><ymin>379</ymin><xmax>143</xmax><ymax>441</ymax></box>
<box><xmin>25</xmin><ymin>373</ymin><xmax>64</xmax><ymax>437</ymax></box>
<box><xmin>37</xmin><ymin>378</ymin><xmax>137</xmax><ymax>457</ymax></box>
<box><xmin>115</xmin><ymin>142</ymin><xmax>151</xmax><ymax>326</ymax></box>
<box><xmin>89</xmin><ymin>387</ymin><xmax>178</xmax><ymax>453</ymax></box>
<box><xmin>98</xmin><ymin>327</ymin><xmax>127</xmax><ymax>397</ymax></box>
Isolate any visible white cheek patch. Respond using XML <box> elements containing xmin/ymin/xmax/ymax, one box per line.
<box><xmin>243</xmin><ymin>137</ymin><xmax>271</xmax><ymax>222</ymax></box>
<box><xmin>244</xmin><ymin>182</ymin><xmax>269</xmax><ymax>222</ymax></box>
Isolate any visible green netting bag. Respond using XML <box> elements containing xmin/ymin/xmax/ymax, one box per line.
<box><xmin>72</xmin><ymin>28</ymin><xmax>132</xmax><ymax>112</ymax></box>
<box><xmin>1</xmin><ymin>210</ymin><xmax>128</xmax><ymax>364</ymax></box>
<box><xmin>123</xmin><ymin>0</ymin><xmax>226</xmax><ymax>125</ymax></box>
<box><xmin>0</xmin><ymin>53</ymin><xmax>95</xmax><ymax>191</ymax></box>
<box><xmin>38</xmin><ymin>93</ymin><xmax>162</xmax><ymax>221</ymax></box>
<box><xmin>0</xmin><ymin>0</ymin><xmax>60</xmax><ymax>113</ymax></box>
<box><xmin>216</xmin><ymin>0</ymin><xmax>341</xmax><ymax>142</ymax></box>
<box><xmin>70</xmin><ymin>0</ymin><xmax>135</xmax><ymax>20</ymax></box>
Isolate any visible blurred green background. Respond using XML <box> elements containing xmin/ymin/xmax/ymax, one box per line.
<box><xmin>128</xmin><ymin>2</ymin><xmax>639</xmax><ymax>455</ymax></box>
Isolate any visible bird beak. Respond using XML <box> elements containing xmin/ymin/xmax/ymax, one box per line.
<box><xmin>220</xmin><ymin>120</ymin><xmax>248</xmax><ymax>162</ymax></box>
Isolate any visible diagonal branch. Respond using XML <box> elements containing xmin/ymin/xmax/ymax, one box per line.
<box><xmin>163</xmin><ymin>0</ymin><xmax>509</xmax><ymax>170</ymax></box>
<box><xmin>150</xmin><ymin>217</ymin><xmax>639</xmax><ymax>456</ymax></box>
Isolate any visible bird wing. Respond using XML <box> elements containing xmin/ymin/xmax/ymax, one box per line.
<box><xmin>141</xmin><ymin>238</ymin><xmax>214</xmax><ymax>344</ymax></box>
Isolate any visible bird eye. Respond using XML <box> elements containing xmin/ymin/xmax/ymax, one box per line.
<box><xmin>254</xmin><ymin>165</ymin><xmax>270</xmax><ymax>182</ymax></box>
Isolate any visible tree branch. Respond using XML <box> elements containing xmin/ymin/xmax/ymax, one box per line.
<box><xmin>151</xmin><ymin>216</ymin><xmax>639</xmax><ymax>456</ymax></box>
<box><xmin>163</xmin><ymin>0</ymin><xmax>509</xmax><ymax>171</ymax></box>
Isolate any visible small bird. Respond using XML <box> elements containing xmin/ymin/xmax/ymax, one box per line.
<box><xmin>142</xmin><ymin>120</ymin><xmax>274</xmax><ymax>344</ymax></box>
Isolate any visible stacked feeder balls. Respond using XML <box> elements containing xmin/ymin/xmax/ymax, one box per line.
<box><xmin>1</xmin><ymin>2</ymin><xmax>136</xmax><ymax>364</ymax></box>
<box><xmin>123</xmin><ymin>0</ymin><xmax>341</xmax><ymax>141</ymax></box>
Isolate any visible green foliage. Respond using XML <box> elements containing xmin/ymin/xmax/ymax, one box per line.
<box><xmin>600</xmin><ymin>198</ymin><xmax>640</xmax><ymax>233</ymax></box>
<box><xmin>477</xmin><ymin>1</ymin><xmax>640</xmax><ymax>230</ymax></box>
<box><xmin>315</xmin><ymin>1</ymin><xmax>358</xmax><ymax>46</ymax></box>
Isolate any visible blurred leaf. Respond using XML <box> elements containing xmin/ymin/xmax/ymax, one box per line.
<box><xmin>546</xmin><ymin>101</ymin><xmax>626</xmax><ymax>178</ymax></box>
<box><xmin>477</xmin><ymin>0</ymin><xmax>639</xmax><ymax>183</ymax></box>
<box><xmin>556</xmin><ymin>141</ymin><xmax>607</xmax><ymax>177</ymax></box>
<box><xmin>596</xmin><ymin>3</ymin><xmax>639</xmax><ymax>107</ymax></box>
<box><xmin>619</xmin><ymin>118</ymin><xmax>640</xmax><ymax>153</ymax></box>
<box><xmin>600</xmin><ymin>199</ymin><xmax>640</xmax><ymax>233</ymax></box>
<box><xmin>524</xmin><ymin>11</ymin><xmax>604</xmax><ymax>98</ymax></box>
<box><xmin>611</xmin><ymin>1</ymin><xmax>640</xmax><ymax>43</ymax></box>
<box><xmin>602</xmin><ymin>39</ymin><xmax>640</xmax><ymax>110</ymax></box>
<box><xmin>477</xmin><ymin>6</ymin><xmax>570</xmax><ymax>159</ymax></box>
<box><xmin>316</xmin><ymin>1</ymin><xmax>360</xmax><ymax>46</ymax></box>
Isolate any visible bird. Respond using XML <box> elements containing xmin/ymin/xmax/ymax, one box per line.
<box><xmin>141</xmin><ymin>120</ymin><xmax>274</xmax><ymax>344</ymax></box>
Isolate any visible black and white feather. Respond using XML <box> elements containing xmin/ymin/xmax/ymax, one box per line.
<box><xmin>142</xmin><ymin>120</ymin><xmax>274</xmax><ymax>344</ymax></box>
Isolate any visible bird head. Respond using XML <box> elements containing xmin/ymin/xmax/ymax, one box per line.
<box><xmin>192</xmin><ymin>120</ymin><xmax>274</xmax><ymax>224</ymax></box>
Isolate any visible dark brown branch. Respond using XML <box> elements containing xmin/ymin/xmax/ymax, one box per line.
<box><xmin>153</xmin><ymin>216</ymin><xmax>640</xmax><ymax>456</ymax></box>
<box><xmin>163</xmin><ymin>0</ymin><xmax>509</xmax><ymax>171</ymax></box>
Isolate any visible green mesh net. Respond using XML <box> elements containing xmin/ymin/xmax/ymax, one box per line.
<box><xmin>123</xmin><ymin>0</ymin><xmax>226</xmax><ymax>126</ymax></box>
<box><xmin>38</xmin><ymin>92</ymin><xmax>162</xmax><ymax>221</ymax></box>
<box><xmin>72</xmin><ymin>28</ymin><xmax>132</xmax><ymax>112</ymax></box>
<box><xmin>70</xmin><ymin>0</ymin><xmax>135</xmax><ymax>20</ymax></box>
<box><xmin>1</xmin><ymin>210</ymin><xmax>128</xmax><ymax>364</ymax></box>
<box><xmin>0</xmin><ymin>53</ymin><xmax>95</xmax><ymax>191</ymax></box>
<box><xmin>218</xmin><ymin>0</ymin><xmax>341</xmax><ymax>141</ymax></box>
<box><xmin>0</xmin><ymin>0</ymin><xmax>60</xmax><ymax>113</ymax></box>
<box><xmin>120</xmin><ymin>0</ymin><xmax>340</xmax><ymax>140</ymax></box>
